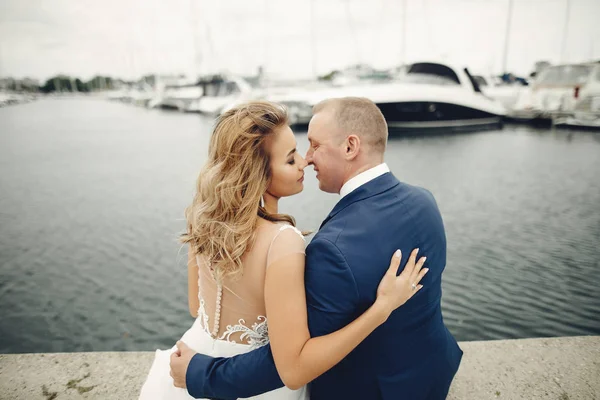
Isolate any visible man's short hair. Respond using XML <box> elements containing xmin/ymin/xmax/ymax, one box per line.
<box><xmin>313</xmin><ymin>97</ymin><xmax>388</xmax><ymax>154</ymax></box>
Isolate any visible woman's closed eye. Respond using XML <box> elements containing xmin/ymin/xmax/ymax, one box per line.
<box><xmin>287</xmin><ymin>149</ymin><xmax>298</xmax><ymax>165</ymax></box>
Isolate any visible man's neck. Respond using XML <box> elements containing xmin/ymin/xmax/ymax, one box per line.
<box><xmin>342</xmin><ymin>161</ymin><xmax>381</xmax><ymax>189</ymax></box>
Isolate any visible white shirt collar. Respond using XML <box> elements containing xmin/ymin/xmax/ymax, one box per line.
<box><xmin>339</xmin><ymin>163</ymin><xmax>390</xmax><ymax>199</ymax></box>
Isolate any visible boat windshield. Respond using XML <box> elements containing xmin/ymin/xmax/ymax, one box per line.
<box><xmin>401</xmin><ymin>74</ymin><xmax>460</xmax><ymax>85</ymax></box>
<box><xmin>536</xmin><ymin>65</ymin><xmax>592</xmax><ymax>86</ymax></box>
<box><xmin>399</xmin><ymin>63</ymin><xmax>461</xmax><ymax>86</ymax></box>
<box><xmin>473</xmin><ymin>76</ymin><xmax>488</xmax><ymax>87</ymax></box>
<box><xmin>197</xmin><ymin>77</ymin><xmax>242</xmax><ymax>97</ymax></box>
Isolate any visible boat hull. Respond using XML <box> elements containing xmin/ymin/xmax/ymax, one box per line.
<box><xmin>554</xmin><ymin>112</ymin><xmax>600</xmax><ymax>131</ymax></box>
<box><xmin>377</xmin><ymin>101</ymin><xmax>503</xmax><ymax>133</ymax></box>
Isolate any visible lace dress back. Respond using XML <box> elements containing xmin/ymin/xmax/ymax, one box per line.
<box><xmin>196</xmin><ymin>222</ymin><xmax>305</xmax><ymax>347</ymax></box>
<box><xmin>138</xmin><ymin>221</ymin><xmax>309</xmax><ymax>400</ymax></box>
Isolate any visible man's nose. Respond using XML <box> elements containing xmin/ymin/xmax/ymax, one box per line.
<box><xmin>305</xmin><ymin>149</ymin><xmax>314</xmax><ymax>165</ymax></box>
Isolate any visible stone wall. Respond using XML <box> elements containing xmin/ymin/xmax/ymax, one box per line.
<box><xmin>1</xmin><ymin>336</ymin><xmax>598</xmax><ymax>399</ymax></box>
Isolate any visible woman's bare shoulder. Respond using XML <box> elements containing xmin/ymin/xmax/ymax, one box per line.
<box><xmin>255</xmin><ymin>218</ymin><xmax>299</xmax><ymax>245</ymax></box>
<box><xmin>256</xmin><ymin>217</ymin><xmax>288</xmax><ymax>232</ymax></box>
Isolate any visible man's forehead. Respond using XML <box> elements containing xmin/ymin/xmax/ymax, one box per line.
<box><xmin>308</xmin><ymin>112</ymin><xmax>329</xmax><ymax>141</ymax></box>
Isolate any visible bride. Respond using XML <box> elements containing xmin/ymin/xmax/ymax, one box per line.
<box><xmin>138</xmin><ymin>101</ymin><xmax>427</xmax><ymax>399</ymax></box>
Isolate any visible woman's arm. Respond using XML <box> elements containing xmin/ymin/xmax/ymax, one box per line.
<box><xmin>187</xmin><ymin>248</ymin><xmax>200</xmax><ymax>318</ymax></box>
<box><xmin>265</xmin><ymin>242</ymin><xmax>426</xmax><ymax>390</ymax></box>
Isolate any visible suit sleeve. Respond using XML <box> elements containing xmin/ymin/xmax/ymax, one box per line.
<box><xmin>304</xmin><ymin>237</ymin><xmax>360</xmax><ymax>337</ymax></box>
<box><xmin>186</xmin><ymin>343</ymin><xmax>283</xmax><ymax>399</ymax></box>
<box><xmin>185</xmin><ymin>237</ymin><xmax>359</xmax><ymax>399</ymax></box>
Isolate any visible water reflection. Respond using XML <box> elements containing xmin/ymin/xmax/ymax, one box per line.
<box><xmin>1</xmin><ymin>99</ymin><xmax>599</xmax><ymax>353</ymax></box>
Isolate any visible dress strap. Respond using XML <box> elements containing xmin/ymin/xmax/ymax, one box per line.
<box><xmin>277</xmin><ymin>224</ymin><xmax>304</xmax><ymax>239</ymax></box>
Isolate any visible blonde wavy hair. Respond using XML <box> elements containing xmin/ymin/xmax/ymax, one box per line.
<box><xmin>181</xmin><ymin>101</ymin><xmax>297</xmax><ymax>282</ymax></box>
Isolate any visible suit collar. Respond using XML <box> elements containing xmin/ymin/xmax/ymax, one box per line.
<box><xmin>319</xmin><ymin>172</ymin><xmax>399</xmax><ymax>230</ymax></box>
<box><xmin>340</xmin><ymin>163</ymin><xmax>390</xmax><ymax>199</ymax></box>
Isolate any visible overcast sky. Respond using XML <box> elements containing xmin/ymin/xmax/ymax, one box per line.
<box><xmin>1</xmin><ymin>0</ymin><xmax>599</xmax><ymax>81</ymax></box>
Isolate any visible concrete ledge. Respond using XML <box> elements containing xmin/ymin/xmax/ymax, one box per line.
<box><xmin>447</xmin><ymin>336</ymin><xmax>599</xmax><ymax>400</ymax></box>
<box><xmin>0</xmin><ymin>336</ymin><xmax>598</xmax><ymax>399</ymax></box>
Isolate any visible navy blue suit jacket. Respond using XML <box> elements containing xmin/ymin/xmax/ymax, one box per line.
<box><xmin>186</xmin><ymin>173</ymin><xmax>463</xmax><ymax>399</ymax></box>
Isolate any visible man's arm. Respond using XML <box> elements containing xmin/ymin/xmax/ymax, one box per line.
<box><xmin>186</xmin><ymin>344</ymin><xmax>282</xmax><ymax>399</ymax></box>
<box><xmin>303</xmin><ymin>237</ymin><xmax>360</xmax><ymax>337</ymax></box>
<box><xmin>185</xmin><ymin>237</ymin><xmax>360</xmax><ymax>399</ymax></box>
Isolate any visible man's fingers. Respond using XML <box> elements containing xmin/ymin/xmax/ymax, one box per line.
<box><xmin>176</xmin><ymin>341</ymin><xmax>188</xmax><ymax>355</ymax></box>
<box><xmin>177</xmin><ymin>340</ymin><xmax>191</xmax><ymax>353</ymax></box>
<box><xmin>173</xmin><ymin>376</ymin><xmax>183</xmax><ymax>388</ymax></box>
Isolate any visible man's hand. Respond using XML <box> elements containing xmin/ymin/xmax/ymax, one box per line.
<box><xmin>170</xmin><ymin>341</ymin><xmax>197</xmax><ymax>389</ymax></box>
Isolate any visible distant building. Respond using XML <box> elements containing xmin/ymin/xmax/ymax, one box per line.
<box><xmin>0</xmin><ymin>77</ymin><xmax>40</xmax><ymax>92</ymax></box>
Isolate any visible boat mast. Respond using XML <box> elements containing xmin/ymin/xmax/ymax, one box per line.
<box><xmin>401</xmin><ymin>0</ymin><xmax>407</xmax><ymax>65</ymax></box>
<box><xmin>309</xmin><ymin>0</ymin><xmax>317</xmax><ymax>79</ymax></box>
<box><xmin>263</xmin><ymin>0</ymin><xmax>269</xmax><ymax>81</ymax></box>
<box><xmin>189</xmin><ymin>0</ymin><xmax>203</xmax><ymax>80</ymax></box>
<box><xmin>501</xmin><ymin>0</ymin><xmax>514</xmax><ymax>74</ymax></box>
<box><xmin>560</xmin><ymin>0</ymin><xmax>571</xmax><ymax>63</ymax></box>
<box><xmin>344</xmin><ymin>0</ymin><xmax>361</xmax><ymax>66</ymax></box>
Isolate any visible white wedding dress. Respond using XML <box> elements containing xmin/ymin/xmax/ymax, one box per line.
<box><xmin>139</xmin><ymin>224</ymin><xmax>308</xmax><ymax>400</ymax></box>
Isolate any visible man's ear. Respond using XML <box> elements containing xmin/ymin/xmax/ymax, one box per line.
<box><xmin>345</xmin><ymin>135</ymin><xmax>360</xmax><ymax>160</ymax></box>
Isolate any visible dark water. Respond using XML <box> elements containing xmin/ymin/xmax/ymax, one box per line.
<box><xmin>1</xmin><ymin>98</ymin><xmax>599</xmax><ymax>354</ymax></box>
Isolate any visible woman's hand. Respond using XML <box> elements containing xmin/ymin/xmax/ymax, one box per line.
<box><xmin>375</xmin><ymin>248</ymin><xmax>428</xmax><ymax>320</ymax></box>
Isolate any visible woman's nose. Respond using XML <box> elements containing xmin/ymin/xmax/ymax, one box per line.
<box><xmin>298</xmin><ymin>155</ymin><xmax>308</xmax><ymax>170</ymax></box>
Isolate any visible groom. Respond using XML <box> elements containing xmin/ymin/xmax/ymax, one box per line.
<box><xmin>171</xmin><ymin>97</ymin><xmax>463</xmax><ymax>399</ymax></box>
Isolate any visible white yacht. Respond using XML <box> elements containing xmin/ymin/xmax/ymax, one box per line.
<box><xmin>154</xmin><ymin>84</ymin><xmax>203</xmax><ymax>112</ymax></box>
<box><xmin>146</xmin><ymin>75</ymin><xmax>199</xmax><ymax>111</ymax></box>
<box><xmin>0</xmin><ymin>92</ymin><xmax>35</xmax><ymax>107</ymax></box>
<box><xmin>0</xmin><ymin>92</ymin><xmax>17</xmax><ymax>106</ymax></box>
<box><xmin>554</xmin><ymin>80</ymin><xmax>600</xmax><ymax>130</ymax></box>
<box><xmin>472</xmin><ymin>75</ymin><xmax>527</xmax><ymax>112</ymax></box>
<box><xmin>555</xmin><ymin>110</ymin><xmax>600</xmax><ymax>130</ymax></box>
<box><xmin>271</xmin><ymin>62</ymin><xmax>506</xmax><ymax>132</ymax></box>
<box><xmin>510</xmin><ymin>62</ymin><xmax>600</xmax><ymax>122</ymax></box>
<box><xmin>186</xmin><ymin>75</ymin><xmax>255</xmax><ymax>114</ymax></box>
